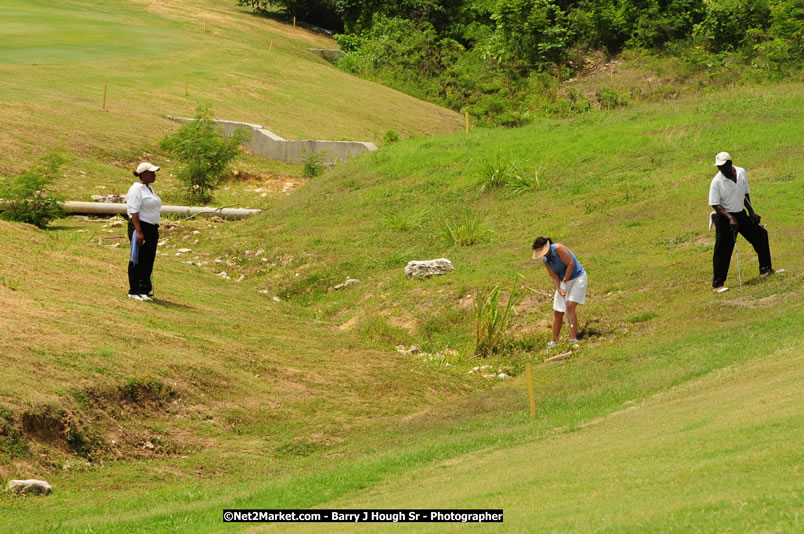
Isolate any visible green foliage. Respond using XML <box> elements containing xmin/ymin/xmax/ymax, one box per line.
<box><xmin>302</xmin><ymin>151</ymin><xmax>327</xmax><ymax>178</ymax></box>
<box><xmin>473</xmin><ymin>278</ymin><xmax>524</xmax><ymax>357</ymax></box>
<box><xmin>385</xmin><ymin>206</ymin><xmax>432</xmax><ymax>232</ymax></box>
<box><xmin>477</xmin><ymin>155</ymin><xmax>539</xmax><ymax>193</ymax></box>
<box><xmin>440</xmin><ymin>211</ymin><xmax>493</xmax><ymax>246</ymax></box>
<box><xmin>327</xmin><ymin>0</ymin><xmax>802</xmax><ymax>125</ymax></box>
<box><xmin>595</xmin><ymin>87</ymin><xmax>630</xmax><ymax>109</ymax></box>
<box><xmin>238</xmin><ymin>0</ymin><xmax>342</xmax><ymax>30</ymax></box>
<box><xmin>0</xmin><ymin>152</ymin><xmax>66</xmax><ymax>229</ymax></box>
<box><xmin>382</xmin><ymin>130</ymin><xmax>400</xmax><ymax>144</ymax></box>
<box><xmin>159</xmin><ymin>105</ymin><xmax>248</xmax><ymax>204</ymax></box>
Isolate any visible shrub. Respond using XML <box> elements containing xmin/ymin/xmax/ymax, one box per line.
<box><xmin>382</xmin><ymin>130</ymin><xmax>400</xmax><ymax>144</ymax></box>
<box><xmin>302</xmin><ymin>151</ymin><xmax>326</xmax><ymax>178</ymax></box>
<box><xmin>160</xmin><ymin>105</ymin><xmax>249</xmax><ymax>204</ymax></box>
<box><xmin>473</xmin><ymin>278</ymin><xmax>524</xmax><ymax>357</ymax></box>
<box><xmin>0</xmin><ymin>152</ymin><xmax>66</xmax><ymax>229</ymax></box>
<box><xmin>596</xmin><ymin>87</ymin><xmax>630</xmax><ymax>109</ymax></box>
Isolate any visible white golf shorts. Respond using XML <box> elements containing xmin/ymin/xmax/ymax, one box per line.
<box><xmin>553</xmin><ymin>272</ymin><xmax>588</xmax><ymax>312</ymax></box>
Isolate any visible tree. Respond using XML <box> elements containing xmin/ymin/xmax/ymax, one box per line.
<box><xmin>160</xmin><ymin>105</ymin><xmax>249</xmax><ymax>204</ymax></box>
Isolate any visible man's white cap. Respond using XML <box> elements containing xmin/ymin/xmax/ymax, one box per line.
<box><xmin>714</xmin><ymin>152</ymin><xmax>731</xmax><ymax>167</ymax></box>
<box><xmin>136</xmin><ymin>162</ymin><xmax>160</xmax><ymax>174</ymax></box>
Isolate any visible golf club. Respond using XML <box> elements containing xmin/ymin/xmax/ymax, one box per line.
<box><xmin>733</xmin><ymin>231</ymin><xmax>743</xmax><ymax>291</ymax></box>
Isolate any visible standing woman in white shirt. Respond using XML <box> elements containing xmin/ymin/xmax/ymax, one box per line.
<box><xmin>126</xmin><ymin>162</ymin><xmax>162</xmax><ymax>301</ymax></box>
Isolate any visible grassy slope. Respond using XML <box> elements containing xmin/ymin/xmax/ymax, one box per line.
<box><xmin>0</xmin><ymin>0</ymin><xmax>460</xmax><ymax>203</ymax></box>
<box><xmin>2</xmin><ymin>83</ymin><xmax>801</xmax><ymax>532</ymax></box>
<box><xmin>0</xmin><ymin>0</ymin><xmax>802</xmax><ymax>530</ymax></box>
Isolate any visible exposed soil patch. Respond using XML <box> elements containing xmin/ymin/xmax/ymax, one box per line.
<box><xmin>726</xmin><ymin>294</ymin><xmax>778</xmax><ymax>308</ymax></box>
<box><xmin>230</xmin><ymin>170</ymin><xmax>307</xmax><ymax>194</ymax></box>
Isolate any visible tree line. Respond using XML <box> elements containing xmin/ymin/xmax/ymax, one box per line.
<box><xmin>239</xmin><ymin>0</ymin><xmax>803</xmax><ymax>125</ymax></box>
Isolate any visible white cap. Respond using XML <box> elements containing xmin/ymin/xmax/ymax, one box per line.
<box><xmin>714</xmin><ymin>152</ymin><xmax>731</xmax><ymax>167</ymax></box>
<box><xmin>136</xmin><ymin>162</ymin><xmax>160</xmax><ymax>174</ymax></box>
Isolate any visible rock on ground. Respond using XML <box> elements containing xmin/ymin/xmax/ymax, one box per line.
<box><xmin>8</xmin><ymin>480</ymin><xmax>52</xmax><ymax>495</ymax></box>
<box><xmin>405</xmin><ymin>259</ymin><xmax>454</xmax><ymax>279</ymax></box>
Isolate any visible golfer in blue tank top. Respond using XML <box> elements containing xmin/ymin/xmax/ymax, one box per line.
<box><xmin>532</xmin><ymin>236</ymin><xmax>588</xmax><ymax>348</ymax></box>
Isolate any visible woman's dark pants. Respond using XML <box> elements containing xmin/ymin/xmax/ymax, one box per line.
<box><xmin>713</xmin><ymin>210</ymin><xmax>772</xmax><ymax>288</ymax></box>
<box><xmin>127</xmin><ymin>221</ymin><xmax>159</xmax><ymax>295</ymax></box>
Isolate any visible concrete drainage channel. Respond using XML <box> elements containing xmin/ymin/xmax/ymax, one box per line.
<box><xmin>168</xmin><ymin>116</ymin><xmax>377</xmax><ymax>166</ymax></box>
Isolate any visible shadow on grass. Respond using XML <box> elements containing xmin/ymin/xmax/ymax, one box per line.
<box><xmin>151</xmin><ymin>299</ymin><xmax>194</xmax><ymax>310</ymax></box>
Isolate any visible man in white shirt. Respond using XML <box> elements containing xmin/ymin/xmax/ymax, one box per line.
<box><xmin>708</xmin><ymin>152</ymin><xmax>775</xmax><ymax>292</ymax></box>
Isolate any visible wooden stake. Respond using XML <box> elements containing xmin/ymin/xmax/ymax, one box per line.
<box><xmin>525</xmin><ymin>363</ymin><xmax>536</xmax><ymax>418</ymax></box>
<box><xmin>185</xmin><ymin>78</ymin><xmax>189</xmax><ymax>97</ymax></box>
<box><xmin>102</xmin><ymin>84</ymin><xmax>107</xmax><ymax>110</ymax></box>
<box><xmin>293</xmin><ymin>16</ymin><xmax>296</xmax><ymax>27</ymax></box>
<box><xmin>465</xmin><ymin>111</ymin><xmax>469</xmax><ymax>134</ymax></box>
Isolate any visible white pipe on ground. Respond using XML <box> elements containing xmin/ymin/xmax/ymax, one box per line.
<box><xmin>62</xmin><ymin>202</ymin><xmax>261</xmax><ymax>220</ymax></box>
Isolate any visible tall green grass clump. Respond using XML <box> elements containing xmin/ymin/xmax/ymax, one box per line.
<box><xmin>160</xmin><ymin>105</ymin><xmax>249</xmax><ymax>204</ymax></box>
<box><xmin>478</xmin><ymin>156</ymin><xmax>540</xmax><ymax>193</ymax></box>
<box><xmin>0</xmin><ymin>152</ymin><xmax>66</xmax><ymax>229</ymax></box>
<box><xmin>440</xmin><ymin>212</ymin><xmax>492</xmax><ymax>246</ymax></box>
<box><xmin>474</xmin><ymin>279</ymin><xmax>524</xmax><ymax>357</ymax></box>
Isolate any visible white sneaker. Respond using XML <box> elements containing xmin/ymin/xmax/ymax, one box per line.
<box><xmin>547</xmin><ymin>341</ymin><xmax>558</xmax><ymax>348</ymax></box>
<box><xmin>568</xmin><ymin>338</ymin><xmax>579</xmax><ymax>344</ymax></box>
<box><xmin>760</xmin><ymin>269</ymin><xmax>784</xmax><ymax>279</ymax></box>
<box><xmin>139</xmin><ymin>294</ymin><xmax>153</xmax><ymax>301</ymax></box>
<box><xmin>128</xmin><ymin>294</ymin><xmax>144</xmax><ymax>301</ymax></box>
<box><xmin>713</xmin><ymin>286</ymin><xmax>729</xmax><ymax>293</ymax></box>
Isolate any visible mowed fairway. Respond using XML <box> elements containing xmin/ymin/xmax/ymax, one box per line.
<box><xmin>271</xmin><ymin>347</ymin><xmax>803</xmax><ymax>533</ymax></box>
<box><xmin>0</xmin><ymin>0</ymin><xmax>187</xmax><ymax>64</ymax></box>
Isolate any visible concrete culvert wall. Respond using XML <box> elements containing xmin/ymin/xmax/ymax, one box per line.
<box><xmin>168</xmin><ymin>116</ymin><xmax>377</xmax><ymax>167</ymax></box>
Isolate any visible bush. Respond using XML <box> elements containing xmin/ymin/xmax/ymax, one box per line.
<box><xmin>160</xmin><ymin>105</ymin><xmax>249</xmax><ymax>204</ymax></box>
<box><xmin>382</xmin><ymin>130</ymin><xmax>400</xmax><ymax>144</ymax></box>
<box><xmin>0</xmin><ymin>152</ymin><xmax>66</xmax><ymax>229</ymax></box>
<box><xmin>302</xmin><ymin>151</ymin><xmax>327</xmax><ymax>178</ymax></box>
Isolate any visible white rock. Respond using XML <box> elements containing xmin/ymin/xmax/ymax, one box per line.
<box><xmin>273</xmin><ymin>296</ymin><xmax>281</xmax><ymax>302</ymax></box>
<box><xmin>405</xmin><ymin>259</ymin><xmax>455</xmax><ymax>279</ymax></box>
<box><xmin>217</xmin><ymin>272</ymin><xmax>231</xmax><ymax>280</ymax></box>
<box><xmin>177</xmin><ymin>248</ymin><xmax>192</xmax><ymax>254</ymax></box>
<box><xmin>334</xmin><ymin>278</ymin><xmax>360</xmax><ymax>290</ymax></box>
<box><xmin>192</xmin><ymin>231</ymin><xmax>200</xmax><ymax>235</ymax></box>
<box><xmin>237</xmin><ymin>275</ymin><xmax>245</xmax><ymax>282</ymax></box>
<box><xmin>184</xmin><ymin>261</ymin><xmax>201</xmax><ymax>267</ymax></box>
<box><xmin>8</xmin><ymin>480</ymin><xmax>52</xmax><ymax>495</ymax></box>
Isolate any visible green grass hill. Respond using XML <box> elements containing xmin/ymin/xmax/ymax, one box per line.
<box><xmin>0</xmin><ymin>0</ymin><xmax>802</xmax><ymax>531</ymax></box>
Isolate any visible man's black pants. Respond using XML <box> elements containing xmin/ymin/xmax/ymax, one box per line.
<box><xmin>127</xmin><ymin>221</ymin><xmax>159</xmax><ymax>295</ymax></box>
<box><xmin>713</xmin><ymin>210</ymin><xmax>772</xmax><ymax>288</ymax></box>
